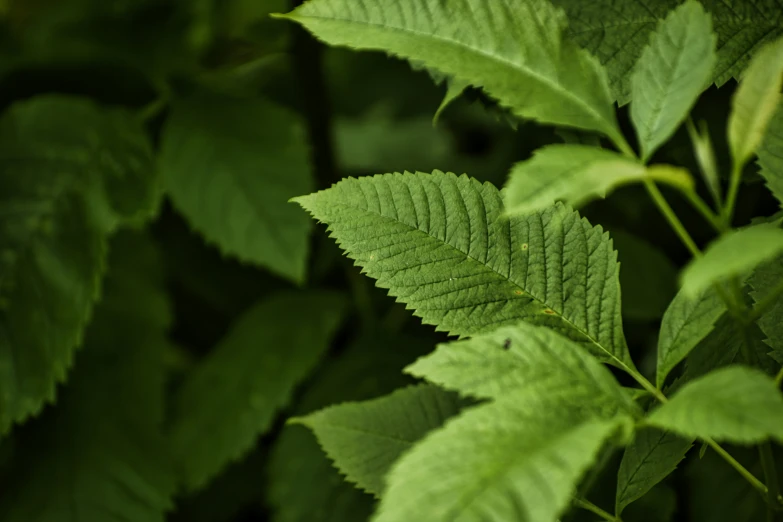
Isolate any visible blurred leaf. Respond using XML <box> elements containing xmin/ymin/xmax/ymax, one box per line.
<box><xmin>267</xmin><ymin>332</ymin><xmax>432</xmax><ymax>522</ymax></box>
<box><xmin>0</xmin><ymin>95</ymin><xmax>159</xmax><ymax>434</ymax></box>
<box><xmin>0</xmin><ymin>231</ymin><xmax>176</xmax><ymax>522</ymax></box>
<box><xmin>169</xmin><ymin>291</ymin><xmax>346</xmax><ymax>492</ymax></box>
<box><xmin>728</xmin><ymin>36</ymin><xmax>783</xmax><ymax>170</ymax></box>
<box><xmin>749</xmin><ymin>255</ymin><xmax>783</xmax><ymax>361</ymax></box>
<box><xmin>758</xmin><ymin>103</ymin><xmax>783</xmax><ymax>208</ymax></box>
<box><xmin>160</xmin><ymin>91</ymin><xmax>313</xmax><ymax>284</ymax></box>
<box><xmin>612</xmin><ymin>230</ymin><xmax>678</xmax><ymax>322</ymax></box>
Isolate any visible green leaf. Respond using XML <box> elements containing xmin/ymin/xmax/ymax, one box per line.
<box><xmin>267</xmin><ymin>333</ymin><xmax>431</xmax><ymax>522</ymax></box>
<box><xmin>656</xmin><ymin>286</ymin><xmax>727</xmax><ymax>388</ymax></box>
<box><xmin>749</xmin><ymin>256</ymin><xmax>783</xmax><ymax>359</ymax></box>
<box><xmin>160</xmin><ymin>91</ymin><xmax>314</xmax><ymax>284</ymax></box>
<box><xmin>630</xmin><ymin>0</ymin><xmax>716</xmax><ymax>161</ymax></box>
<box><xmin>294</xmin><ymin>171</ymin><xmax>634</xmax><ymax>370</ymax></box>
<box><xmin>503</xmin><ymin>146</ymin><xmax>653</xmax><ymax>215</ymax></box>
<box><xmin>612</xmin><ymin>230</ymin><xmax>678</xmax><ymax>321</ymax></box>
<box><xmin>680</xmin><ymin>224</ymin><xmax>783</xmax><ymax>298</ymax></box>
<box><xmin>728</xmin><ymin>36</ymin><xmax>783</xmax><ymax>170</ymax></box>
<box><xmin>0</xmin><ymin>95</ymin><xmax>159</xmax><ymax>434</ymax></box>
<box><xmin>647</xmin><ymin>365</ymin><xmax>783</xmax><ymax>443</ymax></box>
<box><xmin>374</xmin><ymin>398</ymin><xmax>632</xmax><ymax>522</ymax></box>
<box><xmin>757</xmin><ymin>103</ymin><xmax>783</xmax><ymax>207</ymax></box>
<box><xmin>294</xmin><ymin>384</ymin><xmax>464</xmax><ymax>497</ymax></box>
<box><xmin>406</xmin><ymin>322</ymin><xmax>637</xmax><ymax>417</ymax></box>
<box><xmin>433</xmin><ymin>79</ymin><xmax>469</xmax><ymax>126</ymax></box>
<box><xmin>553</xmin><ymin>0</ymin><xmax>782</xmax><ymax>104</ymax></box>
<box><xmin>622</xmin><ymin>483</ymin><xmax>678</xmax><ymax>522</ymax></box>
<box><xmin>169</xmin><ymin>291</ymin><xmax>346</xmax><ymax>491</ymax></box>
<box><xmin>278</xmin><ymin>0</ymin><xmax>626</xmax><ymax>144</ymax></box>
<box><xmin>616</xmin><ymin>428</ymin><xmax>693</xmax><ymax>514</ymax></box>
<box><xmin>0</xmin><ymin>232</ymin><xmax>175</xmax><ymax>522</ymax></box>
<box><xmin>686</xmin><ymin>118</ymin><xmax>721</xmax><ymax>206</ymax></box>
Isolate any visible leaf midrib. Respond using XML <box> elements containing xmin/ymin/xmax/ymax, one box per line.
<box><xmin>320</xmin><ymin>197</ymin><xmax>630</xmax><ymax>371</ymax></box>
<box><xmin>290</xmin><ymin>12</ymin><xmax>615</xmax><ymax>136</ymax></box>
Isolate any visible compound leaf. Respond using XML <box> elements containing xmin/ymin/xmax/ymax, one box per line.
<box><xmin>728</xmin><ymin>36</ymin><xmax>783</xmax><ymax>170</ymax></box>
<box><xmin>630</xmin><ymin>0</ymin><xmax>716</xmax><ymax>161</ymax></box>
<box><xmin>170</xmin><ymin>291</ymin><xmax>346</xmax><ymax>491</ymax></box>
<box><xmin>616</xmin><ymin>428</ymin><xmax>693</xmax><ymax>515</ymax></box>
<box><xmin>656</xmin><ymin>286</ymin><xmax>727</xmax><ymax>388</ymax></box>
<box><xmin>373</xmin><ymin>398</ymin><xmax>632</xmax><ymax>522</ymax></box>
<box><xmin>647</xmin><ymin>366</ymin><xmax>783</xmax><ymax>443</ymax></box>
<box><xmin>406</xmin><ymin>322</ymin><xmax>637</xmax><ymax>418</ymax></box>
<box><xmin>160</xmin><ymin>91</ymin><xmax>314</xmax><ymax>284</ymax></box>
<box><xmin>294</xmin><ymin>171</ymin><xmax>634</xmax><ymax>370</ymax></box>
<box><xmin>294</xmin><ymin>384</ymin><xmax>464</xmax><ymax>497</ymax></box>
<box><xmin>279</xmin><ymin>0</ymin><xmax>625</xmax><ymax>145</ymax></box>
<box><xmin>680</xmin><ymin>224</ymin><xmax>783</xmax><ymax>298</ymax></box>
<box><xmin>0</xmin><ymin>232</ymin><xmax>175</xmax><ymax>522</ymax></box>
<box><xmin>0</xmin><ymin>95</ymin><xmax>159</xmax><ymax>434</ymax></box>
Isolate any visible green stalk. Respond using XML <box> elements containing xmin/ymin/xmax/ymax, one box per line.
<box><xmin>573</xmin><ymin>497</ymin><xmax>621</xmax><ymax>522</ymax></box>
<box><xmin>644</xmin><ymin>180</ymin><xmax>702</xmax><ymax>257</ymax></box>
<box><xmin>723</xmin><ymin>162</ymin><xmax>744</xmax><ymax>227</ymax></box>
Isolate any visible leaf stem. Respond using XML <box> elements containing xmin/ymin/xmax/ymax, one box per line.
<box><xmin>722</xmin><ymin>162</ymin><xmax>743</xmax><ymax>227</ymax></box>
<box><xmin>776</xmin><ymin>366</ymin><xmax>783</xmax><ymax>387</ymax></box>
<box><xmin>705</xmin><ymin>438</ymin><xmax>770</xmax><ymax>497</ymax></box>
<box><xmin>644</xmin><ymin>180</ymin><xmax>701</xmax><ymax>258</ymax></box>
<box><xmin>573</xmin><ymin>497</ymin><xmax>621</xmax><ymax>522</ymax></box>
<box><xmin>683</xmin><ymin>189</ymin><xmax>724</xmax><ymax>232</ymax></box>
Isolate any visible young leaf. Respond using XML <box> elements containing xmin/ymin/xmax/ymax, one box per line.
<box><xmin>293</xmin><ymin>171</ymin><xmax>635</xmax><ymax>370</ymax></box>
<box><xmin>406</xmin><ymin>322</ymin><xmax>637</xmax><ymax>417</ymax></box>
<box><xmin>503</xmin><ymin>146</ymin><xmax>647</xmax><ymax>215</ymax></box>
<box><xmin>553</xmin><ymin>0</ymin><xmax>782</xmax><ymax>103</ymax></box>
<box><xmin>268</xmin><ymin>333</ymin><xmax>432</xmax><ymax>522</ymax></box>
<box><xmin>680</xmin><ymin>224</ymin><xmax>783</xmax><ymax>297</ymax></box>
<box><xmin>616</xmin><ymin>428</ymin><xmax>693</xmax><ymax>514</ymax></box>
<box><xmin>160</xmin><ymin>91</ymin><xmax>314</xmax><ymax>284</ymax></box>
<box><xmin>294</xmin><ymin>385</ymin><xmax>464</xmax><ymax>497</ymax></box>
<box><xmin>0</xmin><ymin>232</ymin><xmax>175</xmax><ymax>522</ymax></box>
<box><xmin>0</xmin><ymin>95</ymin><xmax>159</xmax><ymax>434</ymax></box>
<box><xmin>686</xmin><ymin>118</ymin><xmax>721</xmax><ymax>205</ymax></box>
<box><xmin>757</xmin><ymin>104</ymin><xmax>783</xmax><ymax>207</ymax></box>
<box><xmin>277</xmin><ymin>0</ymin><xmax>626</xmax><ymax>145</ymax></box>
<box><xmin>647</xmin><ymin>365</ymin><xmax>783</xmax><ymax>443</ymax></box>
<box><xmin>727</xmin><ymin>36</ymin><xmax>783</xmax><ymax>170</ymax></box>
<box><xmin>656</xmin><ymin>286</ymin><xmax>727</xmax><ymax>388</ymax></box>
<box><xmin>374</xmin><ymin>398</ymin><xmax>632</xmax><ymax>522</ymax></box>
<box><xmin>169</xmin><ymin>291</ymin><xmax>346</xmax><ymax>491</ymax></box>
<box><xmin>630</xmin><ymin>0</ymin><xmax>716</xmax><ymax>161</ymax></box>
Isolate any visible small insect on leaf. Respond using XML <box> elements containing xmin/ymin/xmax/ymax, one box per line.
<box><xmin>503</xmin><ymin>338</ymin><xmax>511</xmax><ymax>350</ymax></box>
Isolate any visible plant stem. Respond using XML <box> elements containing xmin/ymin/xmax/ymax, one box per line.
<box><xmin>683</xmin><ymin>189</ymin><xmax>724</xmax><ymax>232</ymax></box>
<box><xmin>723</xmin><ymin>162</ymin><xmax>743</xmax><ymax>227</ymax></box>
<box><xmin>760</xmin><ymin>442</ymin><xmax>782</xmax><ymax>521</ymax></box>
<box><xmin>777</xmin><ymin>366</ymin><xmax>783</xmax><ymax>387</ymax></box>
<box><xmin>572</xmin><ymin>497</ymin><xmax>621</xmax><ymax>522</ymax></box>
<box><xmin>644</xmin><ymin>180</ymin><xmax>702</xmax><ymax>258</ymax></box>
<box><xmin>747</xmin><ymin>277</ymin><xmax>783</xmax><ymax>324</ymax></box>
<box><xmin>706</xmin><ymin>438</ymin><xmax>770</xmax><ymax>497</ymax></box>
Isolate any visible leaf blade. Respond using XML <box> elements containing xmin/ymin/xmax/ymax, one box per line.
<box><xmin>170</xmin><ymin>291</ymin><xmax>346</xmax><ymax>491</ymax></box>
<box><xmin>160</xmin><ymin>91</ymin><xmax>314</xmax><ymax>284</ymax></box>
<box><xmin>647</xmin><ymin>366</ymin><xmax>783</xmax><ymax>443</ymax></box>
<box><xmin>295</xmin><ymin>384</ymin><xmax>464</xmax><ymax>497</ymax></box>
<box><xmin>294</xmin><ymin>171</ymin><xmax>634</xmax><ymax>369</ymax></box>
<box><xmin>279</xmin><ymin>0</ymin><xmax>624</xmax><ymax>142</ymax></box>
<box><xmin>630</xmin><ymin>0</ymin><xmax>716</xmax><ymax>161</ymax></box>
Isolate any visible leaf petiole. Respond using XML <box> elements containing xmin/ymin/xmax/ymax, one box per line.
<box><xmin>572</xmin><ymin>497</ymin><xmax>622</xmax><ymax>522</ymax></box>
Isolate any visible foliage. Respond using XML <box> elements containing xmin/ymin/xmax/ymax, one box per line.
<box><xmin>2</xmin><ymin>0</ymin><xmax>783</xmax><ymax>521</ymax></box>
